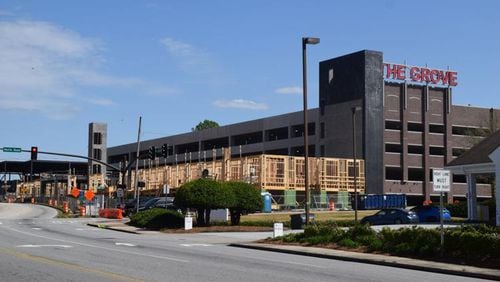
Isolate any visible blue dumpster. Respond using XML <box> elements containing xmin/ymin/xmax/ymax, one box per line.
<box><xmin>261</xmin><ymin>192</ymin><xmax>272</xmax><ymax>213</ymax></box>
<box><xmin>356</xmin><ymin>194</ymin><xmax>406</xmax><ymax>210</ymax></box>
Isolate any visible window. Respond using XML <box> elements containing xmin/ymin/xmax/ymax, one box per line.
<box><xmin>202</xmin><ymin>137</ymin><xmax>229</xmax><ymax>150</ymax></box>
<box><xmin>453</xmin><ymin>174</ymin><xmax>466</xmax><ymax>183</ymax></box>
<box><xmin>452</xmin><ymin>126</ymin><xmax>489</xmax><ymax>137</ymax></box>
<box><xmin>385</xmin><ymin>143</ymin><xmax>402</xmax><ymax>153</ymax></box>
<box><xmin>408</xmin><ymin>168</ymin><xmax>424</xmax><ymax>181</ymax></box>
<box><xmin>232</xmin><ymin>132</ymin><xmax>263</xmax><ymax>146</ymax></box>
<box><xmin>92</xmin><ymin>164</ymin><xmax>101</xmax><ymax>174</ymax></box>
<box><xmin>320</xmin><ymin>123</ymin><xmax>325</xmax><ymax>138</ymax></box>
<box><xmin>408</xmin><ymin>122</ymin><xmax>423</xmax><ymax>132</ymax></box>
<box><xmin>429</xmin><ymin>146</ymin><xmax>445</xmax><ymax>156</ymax></box>
<box><xmin>408</xmin><ymin>145</ymin><xmax>424</xmax><ymax>154</ymax></box>
<box><xmin>385</xmin><ymin>167</ymin><xmax>402</xmax><ymax>180</ymax></box>
<box><xmin>429</xmin><ymin>124</ymin><xmax>445</xmax><ymax>134</ymax></box>
<box><xmin>93</xmin><ymin>132</ymin><xmax>102</xmax><ymax>145</ymax></box>
<box><xmin>93</xmin><ymin>148</ymin><xmax>102</xmax><ymax>160</ymax></box>
<box><xmin>291</xmin><ymin>123</ymin><xmax>315</xmax><ymax>138</ymax></box>
<box><xmin>265</xmin><ymin>127</ymin><xmax>288</xmax><ymax>141</ymax></box>
<box><xmin>385</xmin><ymin>120</ymin><xmax>402</xmax><ymax>130</ymax></box>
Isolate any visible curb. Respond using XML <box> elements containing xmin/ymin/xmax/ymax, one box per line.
<box><xmin>229</xmin><ymin>243</ymin><xmax>500</xmax><ymax>281</ymax></box>
<box><xmin>86</xmin><ymin>223</ymin><xmax>140</xmax><ymax>235</ymax></box>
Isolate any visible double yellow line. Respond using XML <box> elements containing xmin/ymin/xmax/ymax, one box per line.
<box><xmin>0</xmin><ymin>247</ymin><xmax>144</xmax><ymax>282</ymax></box>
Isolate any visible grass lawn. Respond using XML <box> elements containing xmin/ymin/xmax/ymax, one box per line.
<box><xmin>241</xmin><ymin>210</ymin><xmax>378</xmax><ymax>223</ymax></box>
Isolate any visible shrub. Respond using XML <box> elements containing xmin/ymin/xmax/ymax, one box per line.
<box><xmin>303</xmin><ymin>225</ymin><xmax>320</xmax><ymax>237</ymax></box>
<box><xmin>305</xmin><ymin>235</ymin><xmax>333</xmax><ymax>245</ymax></box>
<box><xmin>347</xmin><ymin>224</ymin><xmax>376</xmax><ymax>239</ymax></box>
<box><xmin>129</xmin><ymin>208</ymin><xmax>184</xmax><ymax>230</ymax></box>
<box><xmin>338</xmin><ymin>238</ymin><xmax>359</xmax><ymax>248</ymax></box>
<box><xmin>271</xmin><ymin>223</ymin><xmax>500</xmax><ymax>266</ymax></box>
<box><xmin>366</xmin><ymin>238</ymin><xmax>383</xmax><ymax>252</ymax></box>
<box><xmin>174</xmin><ymin>179</ymin><xmax>236</xmax><ymax>226</ymax></box>
<box><xmin>223</xmin><ymin>181</ymin><xmax>262</xmax><ymax>225</ymax></box>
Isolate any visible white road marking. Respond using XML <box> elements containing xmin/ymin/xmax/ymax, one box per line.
<box><xmin>75</xmin><ymin>228</ymin><xmax>97</xmax><ymax>231</ymax></box>
<box><xmin>115</xmin><ymin>242</ymin><xmax>136</xmax><ymax>247</ymax></box>
<box><xmin>31</xmin><ymin>227</ymin><xmax>42</xmax><ymax>230</ymax></box>
<box><xmin>17</xmin><ymin>244</ymin><xmax>72</xmax><ymax>248</ymax></box>
<box><xmin>6</xmin><ymin>226</ymin><xmax>188</xmax><ymax>263</ymax></box>
<box><xmin>180</xmin><ymin>243</ymin><xmax>213</xmax><ymax>247</ymax></box>
<box><xmin>0</xmin><ymin>222</ymin><xmax>3</xmax><ymax>225</ymax></box>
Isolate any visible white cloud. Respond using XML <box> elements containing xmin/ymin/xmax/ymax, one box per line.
<box><xmin>275</xmin><ymin>86</ymin><xmax>302</xmax><ymax>95</ymax></box>
<box><xmin>213</xmin><ymin>99</ymin><xmax>269</xmax><ymax>110</ymax></box>
<box><xmin>160</xmin><ymin>37</ymin><xmax>210</xmax><ymax>72</ymax></box>
<box><xmin>159</xmin><ymin>37</ymin><xmax>224</xmax><ymax>84</ymax></box>
<box><xmin>0</xmin><ymin>20</ymin><xmax>175</xmax><ymax>119</ymax></box>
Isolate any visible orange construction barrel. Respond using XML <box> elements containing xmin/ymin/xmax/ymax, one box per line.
<box><xmin>63</xmin><ymin>201</ymin><xmax>69</xmax><ymax>213</ymax></box>
<box><xmin>329</xmin><ymin>200</ymin><xmax>335</xmax><ymax>211</ymax></box>
<box><xmin>79</xmin><ymin>206</ymin><xmax>86</xmax><ymax>217</ymax></box>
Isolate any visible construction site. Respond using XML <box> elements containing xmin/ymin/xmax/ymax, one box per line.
<box><xmin>125</xmin><ymin>151</ymin><xmax>365</xmax><ymax>210</ymax></box>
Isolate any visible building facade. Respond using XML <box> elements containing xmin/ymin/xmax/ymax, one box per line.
<box><xmin>107</xmin><ymin>50</ymin><xmax>499</xmax><ymax>204</ymax></box>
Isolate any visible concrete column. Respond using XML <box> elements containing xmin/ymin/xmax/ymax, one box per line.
<box><xmin>466</xmin><ymin>173</ymin><xmax>478</xmax><ymax>221</ymax></box>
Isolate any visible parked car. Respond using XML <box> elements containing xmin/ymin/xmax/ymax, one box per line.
<box><xmin>137</xmin><ymin>197</ymin><xmax>176</xmax><ymax>212</ymax></box>
<box><xmin>360</xmin><ymin>208</ymin><xmax>419</xmax><ymax>225</ymax></box>
<box><xmin>150</xmin><ymin>197</ymin><xmax>179</xmax><ymax>211</ymax></box>
<box><xmin>124</xmin><ymin>197</ymin><xmax>153</xmax><ymax>216</ymax></box>
<box><xmin>410</xmin><ymin>205</ymin><xmax>451</xmax><ymax>222</ymax></box>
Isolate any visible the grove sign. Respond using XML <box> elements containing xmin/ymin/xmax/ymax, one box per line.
<box><xmin>384</xmin><ymin>63</ymin><xmax>458</xmax><ymax>86</ymax></box>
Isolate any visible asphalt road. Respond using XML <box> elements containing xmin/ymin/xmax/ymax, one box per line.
<box><xmin>0</xmin><ymin>203</ymin><xmax>488</xmax><ymax>282</ymax></box>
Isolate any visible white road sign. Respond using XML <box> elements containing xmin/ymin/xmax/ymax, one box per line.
<box><xmin>116</xmin><ymin>188</ymin><xmax>124</xmax><ymax>198</ymax></box>
<box><xmin>433</xmin><ymin>169</ymin><xmax>451</xmax><ymax>192</ymax></box>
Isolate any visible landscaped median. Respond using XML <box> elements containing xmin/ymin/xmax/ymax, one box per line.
<box><xmin>263</xmin><ymin>224</ymin><xmax>500</xmax><ymax>270</ymax></box>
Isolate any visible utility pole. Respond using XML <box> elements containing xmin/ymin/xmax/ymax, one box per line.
<box><xmin>134</xmin><ymin>116</ymin><xmax>142</xmax><ymax>213</ymax></box>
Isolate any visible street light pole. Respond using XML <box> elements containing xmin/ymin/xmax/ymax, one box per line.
<box><xmin>352</xmin><ymin>106</ymin><xmax>361</xmax><ymax>223</ymax></box>
<box><xmin>302</xmin><ymin>37</ymin><xmax>319</xmax><ymax>225</ymax></box>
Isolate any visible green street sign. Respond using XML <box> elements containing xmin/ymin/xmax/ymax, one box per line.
<box><xmin>2</xmin><ymin>147</ymin><xmax>22</xmax><ymax>153</ymax></box>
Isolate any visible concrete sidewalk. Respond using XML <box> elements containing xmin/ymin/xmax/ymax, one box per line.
<box><xmin>230</xmin><ymin>242</ymin><xmax>500</xmax><ymax>281</ymax></box>
<box><xmin>86</xmin><ymin>220</ymin><xmax>158</xmax><ymax>235</ymax></box>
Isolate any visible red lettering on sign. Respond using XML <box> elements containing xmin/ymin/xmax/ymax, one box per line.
<box><xmin>448</xmin><ymin>71</ymin><xmax>458</xmax><ymax>86</ymax></box>
<box><xmin>397</xmin><ymin>65</ymin><xmax>406</xmax><ymax>80</ymax></box>
<box><xmin>430</xmin><ymin>70</ymin><xmax>439</xmax><ymax>84</ymax></box>
<box><xmin>410</xmin><ymin>67</ymin><xmax>420</xmax><ymax>81</ymax></box>
<box><xmin>385</xmin><ymin>63</ymin><xmax>398</xmax><ymax>79</ymax></box>
<box><xmin>440</xmin><ymin>71</ymin><xmax>449</xmax><ymax>85</ymax></box>
<box><xmin>384</xmin><ymin>63</ymin><xmax>457</xmax><ymax>86</ymax></box>
<box><xmin>420</xmin><ymin>68</ymin><xmax>430</xmax><ymax>83</ymax></box>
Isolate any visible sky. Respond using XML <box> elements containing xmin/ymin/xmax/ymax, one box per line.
<box><xmin>0</xmin><ymin>0</ymin><xmax>499</xmax><ymax>162</ymax></box>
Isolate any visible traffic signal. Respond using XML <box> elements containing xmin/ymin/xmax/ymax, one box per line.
<box><xmin>161</xmin><ymin>144</ymin><xmax>168</xmax><ymax>158</ymax></box>
<box><xmin>148</xmin><ymin>146</ymin><xmax>156</xmax><ymax>160</ymax></box>
<box><xmin>31</xmin><ymin>146</ymin><xmax>38</xmax><ymax>160</ymax></box>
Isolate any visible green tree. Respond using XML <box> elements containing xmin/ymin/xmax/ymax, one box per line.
<box><xmin>224</xmin><ymin>181</ymin><xmax>263</xmax><ymax>225</ymax></box>
<box><xmin>174</xmin><ymin>179</ymin><xmax>235</xmax><ymax>226</ymax></box>
<box><xmin>192</xmin><ymin>120</ymin><xmax>219</xmax><ymax>131</ymax></box>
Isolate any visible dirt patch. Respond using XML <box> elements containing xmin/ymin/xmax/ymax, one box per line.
<box><xmin>160</xmin><ymin>225</ymin><xmax>274</xmax><ymax>233</ymax></box>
